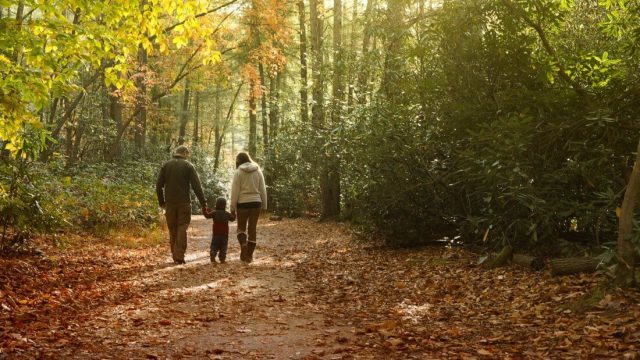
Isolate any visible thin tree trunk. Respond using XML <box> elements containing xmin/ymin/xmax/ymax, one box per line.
<box><xmin>615</xmin><ymin>138</ymin><xmax>640</xmax><ymax>287</ymax></box>
<box><xmin>213</xmin><ymin>85</ymin><xmax>222</xmax><ymax>169</ymax></box>
<box><xmin>259</xmin><ymin>63</ymin><xmax>269</xmax><ymax>151</ymax></box>
<box><xmin>309</xmin><ymin>0</ymin><xmax>324</xmax><ymax>129</ymax></box>
<box><xmin>12</xmin><ymin>1</ymin><xmax>25</xmax><ymax>62</ymax></box>
<box><xmin>248</xmin><ymin>77</ymin><xmax>258</xmax><ymax>157</ymax></box>
<box><xmin>178</xmin><ymin>77</ymin><xmax>191</xmax><ymax>144</ymax></box>
<box><xmin>193</xmin><ymin>91</ymin><xmax>200</xmax><ymax>144</ymax></box>
<box><xmin>356</xmin><ymin>0</ymin><xmax>375</xmax><ymax>104</ymax></box>
<box><xmin>215</xmin><ymin>83</ymin><xmax>243</xmax><ymax>171</ymax></box>
<box><xmin>380</xmin><ymin>0</ymin><xmax>405</xmax><ymax>103</ymax></box>
<box><xmin>108</xmin><ymin>90</ymin><xmax>123</xmax><ymax>160</ymax></box>
<box><xmin>134</xmin><ymin>45</ymin><xmax>148</xmax><ymax>152</ymax></box>
<box><xmin>268</xmin><ymin>73</ymin><xmax>281</xmax><ymax>140</ymax></box>
<box><xmin>323</xmin><ymin>0</ymin><xmax>344</xmax><ymax>218</ymax></box>
<box><xmin>347</xmin><ymin>0</ymin><xmax>358</xmax><ymax>109</ymax></box>
<box><xmin>48</xmin><ymin>98</ymin><xmax>59</xmax><ymax>126</ymax></box>
<box><xmin>297</xmin><ymin>0</ymin><xmax>310</xmax><ymax>123</ymax></box>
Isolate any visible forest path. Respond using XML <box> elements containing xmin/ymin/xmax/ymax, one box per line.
<box><xmin>69</xmin><ymin>217</ymin><xmax>368</xmax><ymax>359</ymax></box>
<box><xmin>4</xmin><ymin>217</ymin><xmax>640</xmax><ymax>359</ymax></box>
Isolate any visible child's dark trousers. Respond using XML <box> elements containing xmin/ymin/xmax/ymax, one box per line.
<box><xmin>211</xmin><ymin>234</ymin><xmax>229</xmax><ymax>262</ymax></box>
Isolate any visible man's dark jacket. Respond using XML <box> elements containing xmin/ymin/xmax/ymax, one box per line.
<box><xmin>156</xmin><ymin>156</ymin><xmax>206</xmax><ymax>208</ymax></box>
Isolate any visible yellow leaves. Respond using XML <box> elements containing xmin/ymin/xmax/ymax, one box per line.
<box><xmin>202</xmin><ymin>50</ymin><xmax>221</xmax><ymax>66</ymax></box>
<box><xmin>172</xmin><ymin>35</ymin><xmax>188</xmax><ymax>49</ymax></box>
<box><xmin>44</xmin><ymin>43</ymin><xmax>58</xmax><ymax>54</ymax></box>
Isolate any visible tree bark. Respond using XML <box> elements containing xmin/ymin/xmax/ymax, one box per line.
<box><xmin>214</xmin><ymin>83</ymin><xmax>243</xmax><ymax>171</ymax></box>
<box><xmin>323</xmin><ymin>0</ymin><xmax>344</xmax><ymax>218</ymax></box>
<box><xmin>248</xmin><ymin>76</ymin><xmax>258</xmax><ymax>157</ymax></box>
<box><xmin>356</xmin><ymin>0</ymin><xmax>375</xmax><ymax>104</ymax></box>
<box><xmin>297</xmin><ymin>0</ymin><xmax>310</xmax><ymax>123</ymax></box>
<box><xmin>108</xmin><ymin>90</ymin><xmax>123</xmax><ymax>160</ymax></box>
<box><xmin>550</xmin><ymin>258</ymin><xmax>600</xmax><ymax>276</ymax></box>
<box><xmin>193</xmin><ymin>91</ymin><xmax>200</xmax><ymax>144</ymax></box>
<box><xmin>213</xmin><ymin>85</ymin><xmax>223</xmax><ymax>170</ymax></box>
<box><xmin>134</xmin><ymin>45</ymin><xmax>148</xmax><ymax>152</ymax></box>
<box><xmin>346</xmin><ymin>0</ymin><xmax>358</xmax><ymax>109</ymax></box>
<box><xmin>309</xmin><ymin>0</ymin><xmax>324</xmax><ymax>128</ymax></box>
<box><xmin>268</xmin><ymin>72</ymin><xmax>281</xmax><ymax>140</ymax></box>
<box><xmin>259</xmin><ymin>63</ymin><xmax>269</xmax><ymax>151</ymax></box>
<box><xmin>380</xmin><ymin>0</ymin><xmax>405</xmax><ymax>103</ymax></box>
<box><xmin>615</xmin><ymin>138</ymin><xmax>640</xmax><ymax>287</ymax></box>
<box><xmin>178</xmin><ymin>77</ymin><xmax>191</xmax><ymax>144</ymax></box>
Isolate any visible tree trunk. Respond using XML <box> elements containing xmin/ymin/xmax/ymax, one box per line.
<box><xmin>108</xmin><ymin>90</ymin><xmax>123</xmax><ymax>160</ymax></box>
<box><xmin>178</xmin><ymin>77</ymin><xmax>191</xmax><ymax>144</ymax></box>
<box><xmin>323</xmin><ymin>0</ymin><xmax>344</xmax><ymax>218</ymax></box>
<box><xmin>550</xmin><ymin>258</ymin><xmax>600</xmax><ymax>276</ymax></box>
<box><xmin>615</xmin><ymin>138</ymin><xmax>640</xmax><ymax>287</ymax></box>
<box><xmin>213</xmin><ymin>85</ymin><xmax>223</xmax><ymax>170</ymax></box>
<box><xmin>297</xmin><ymin>0</ymin><xmax>310</xmax><ymax>123</ymax></box>
<box><xmin>215</xmin><ymin>82</ymin><xmax>243</xmax><ymax>170</ymax></box>
<box><xmin>268</xmin><ymin>72</ymin><xmax>281</xmax><ymax>140</ymax></box>
<box><xmin>356</xmin><ymin>0</ymin><xmax>375</xmax><ymax>104</ymax></box>
<box><xmin>380</xmin><ymin>0</ymin><xmax>405</xmax><ymax>103</ymax></box>
<box><xmin>193</xmin><ymin>91</ymin><xmax>200</xmax><ymax>144</ymax></box>
<box><xmin>248</xmin><ymin>77</ymin><xmax>258</xmax><ymax>157</ymax></box>
<box><xmin>346</xmin><ymin>0</ymin><xmax>358</xmax><ymax>109</ymax></box>
<box><xmin>134</xmin><ymin>45</ymin><xmax>148</xmax><ymax>152</ymax></box>
<box><xmin>12</xmin><ymin>1</ymin><xmax>25</xmax><ymax>62</ymax></box>
<box><xmin>259</xmin><ymin>63</ymin><xmax>269</xmax><ymax>151</ymax></box>
<box><xmin>47</xmin><ymin>98</ymin><xmax>59</xmax><ymax>126</ymax></box>
<box><xmin>309</xmin><ymin>0</ymin><xmax>324</xmax><ymax>128</ymax></box>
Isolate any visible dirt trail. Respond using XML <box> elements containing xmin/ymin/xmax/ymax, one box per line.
<box><xmin>68</xmin><ymin>216</ymin><xmax>361</xmax><ymax>359</ymax></box>
<box><xmin>4</xmin><ymin>216</ymin><xmax>640</xmax><ymax>359</ymax></box>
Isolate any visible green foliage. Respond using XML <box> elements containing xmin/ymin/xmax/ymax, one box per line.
<box><xmin>296</xmin><ymin>0</ymin><xmax>640</xmax><ymax>254</ymax></box>
<box><xmin>266</xmin><ymin>122</ymin><xmax>319</xmax><ymax>217</ymax></box>
<box><xmin>189</xmin><ymin>145</ymin><xmax>228</xmax><ymax>211</ymax></box>
<box><xmin>0</xmin><ymin>158</ymin><xmax>163</xmax><ymax>239</ymax></box>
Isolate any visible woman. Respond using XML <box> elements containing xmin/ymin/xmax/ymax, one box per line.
<box><xmin>230</xmin><ymin>152</ymin><xmax>267</xmax><ymax>263</ymax></box>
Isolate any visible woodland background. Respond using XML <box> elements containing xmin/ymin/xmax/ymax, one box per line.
<box><xmin>1</xmin><ymin>0</ymin><xmax>639</xmax><ymax>285</ymax></box>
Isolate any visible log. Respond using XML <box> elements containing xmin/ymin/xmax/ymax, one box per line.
<box><xmin>483</xmin><ymin>245</ymin><xmax>513</xmax><ymax>269</ymax></box>
<box><xmin>550</xmin><ymin>257</ymin><xmax>601</xmax><ymax>276</ymax></box>
<box><xmin>512</xmin><ymin>254</ymin><xmax>545</xmax><ymax>271</ymax></box>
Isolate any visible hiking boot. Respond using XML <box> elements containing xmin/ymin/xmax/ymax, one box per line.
<box><xmin>238</xmin><ymin>233</ymin><xmax>248</xmax><ymax>262</ymax></box>
<box><xmin>246</xmin><ymin>241</ymin><xmax>256</xmax><ymax>263</ymax></box>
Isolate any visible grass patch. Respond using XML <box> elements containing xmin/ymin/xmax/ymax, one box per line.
<box><xmin>104</xmin><ymin>224</ymin><xmax>166</xmax><ymax>249</ymax></box>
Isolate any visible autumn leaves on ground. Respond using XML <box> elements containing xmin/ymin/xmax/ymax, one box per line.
<box><xmin>2</xmin><ymin>217</ymin><xmax>640</xmax><ymax>359</ymax></box>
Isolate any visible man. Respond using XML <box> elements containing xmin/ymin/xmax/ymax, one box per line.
<box><xmin>156</xmin><ymin>145</ymin><xmax>208</xmax><ymax>264</ymax></box>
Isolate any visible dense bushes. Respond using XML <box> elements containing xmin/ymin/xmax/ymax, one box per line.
<box><xmin>0</xmin><ymin>149</ymin><xmax>224</xmax><ymax>242</ymax></box>
<box><xmin>269</xmin><ymin>0</ymin><xmax>639</xmax><ymax>256</ymax></box>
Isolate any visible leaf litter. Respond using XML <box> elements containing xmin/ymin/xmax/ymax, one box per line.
<box><xmin>1</xmin><ymin>218</ymin><xmax>639</xmax><ymax>359</ymax></box>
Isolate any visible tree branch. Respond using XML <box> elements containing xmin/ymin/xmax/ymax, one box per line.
<box><xmin>500</xmin><ymin>0</ymin><xmax>586</xmax><ymax>97</ymax></box>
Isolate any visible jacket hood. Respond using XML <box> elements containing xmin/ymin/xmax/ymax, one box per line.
<box><xmin>239</xmin><ymin>162</ymin><xmax>259</xmax><ymax>172</ymax></box>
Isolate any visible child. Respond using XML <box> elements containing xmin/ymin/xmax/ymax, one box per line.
<box><xmin>204</xmin><ymin>197</ymin><xmax>236</xmax><ymax>263</ymax></box>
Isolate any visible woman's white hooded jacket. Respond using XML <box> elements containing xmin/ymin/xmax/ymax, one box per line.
<box><xmin>230</xmin><ymin>162</ymin><xmax>267</xmax><ymax>212</ymax></box>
